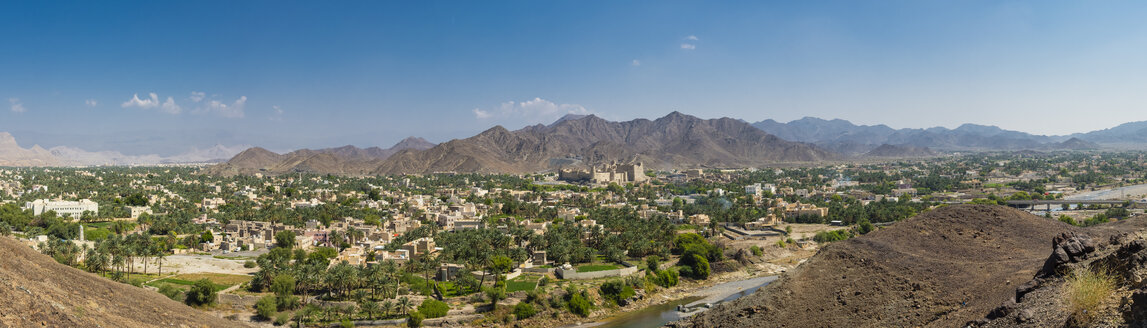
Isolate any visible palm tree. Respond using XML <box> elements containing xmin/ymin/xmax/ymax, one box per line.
<box><xmin>363</xmin><ymin>264</ymin><xmax>383</xmax><ymax>300</ymax></box>
<box><xmin>397</xmin><ymin>296</ymin><xmax>412</xmax><ymax>315</ymax></box>
<box><xmin>360</xmin><ymin>301</ymin><xmax>379</xmax><ymax>320</ymax></box>
<box><xmin>380</xmin><ymin>300</ymin><xmax>394</xmax><ymax>318</ymax></box>
<box><xmin>382</xmin><ymin>260</ymin><xmax>400</xmax><ymax>299</ymax></box>
<box><xmin>422</xmin><ymin>254</ymin><xmax>441</xmax><ymax>292</ymax></box>
<box><xmin>155</xmin><ymin>244</ymin><xmax>168</xmax><ymax>276</ymax></box>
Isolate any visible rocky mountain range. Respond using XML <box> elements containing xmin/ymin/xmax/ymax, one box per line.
<box><xmin>753</xmin><ymin>117</ymin><xmax>1102</xmax><ymax>155</ymax></box>
<box><xmin>10</xmin><ymin>113</ymin><xmax>1147</xmax><ymax>172</ymax></box>
<box><xmin>205</xmin><ymin>137</ymin><xmax>437</xmax><ymax>176</ymax></box>
<box><xmin>211</xmin><ymin>112</ymin><xmax>834</xmax><ymax>176</ymax></box>
<box><xmin>374</xmin><ymin>112</ymin><xmax>833</xmax><ymax>175</ymax></box>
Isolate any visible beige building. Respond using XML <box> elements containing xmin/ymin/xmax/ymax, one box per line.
<box><xmin>559</xmin><ymin>161</ymin><xmax>647</xmax><ymax>184</ymax></box>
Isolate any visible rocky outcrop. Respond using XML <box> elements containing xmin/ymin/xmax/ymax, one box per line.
<box><xmin>972</xmin><ymin>218</ymin><xmax>1147</xmax><ymax>327</ymax></box>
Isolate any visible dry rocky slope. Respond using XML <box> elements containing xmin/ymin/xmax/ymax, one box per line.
<box><xmin>0</xmin><ymin>236</ymin><xmax>244</xmax><ymax>327</ymax></box>
<box><xmin>207</xmin><ymin>136</ymin><xmax>435</xmax><ymax>176</ymax></box>
<box><xmin>212</xmin><ymin>112</ymin><xmax>834</xmax><ymax>176</ymax></box>
<box><xmin>673</xmin><ymin>205</ymin><xmax>1134</xmax><ymax>328</ymax></box>
<box><xmin>976</xmin><ymin>218</ymin><xmax>1147</xmax><ymax>327</ymax></box>
<box><xmin>373</xmin><ymin>112</ymin><xmax>833</xmax><ymax>175</ymax></box>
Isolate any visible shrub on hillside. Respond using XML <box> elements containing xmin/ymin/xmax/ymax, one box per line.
<box><xmin>513</xmin><ymin>302</ymin><xmax>537</xmax><ymax>320</ymax></box>
<box><xmin>158</xmin><ymin>284</ymin><xmax>183</xmax><ymax>301</ymax></box>
<box><xmin>599</xmin><ymin>280</ymin><xmax>636</xmax><ymax>306</ymax></box>
<box><xmin>407</xmin><ymin>312</ymin><xmax>424</xmax><ymax>327</ymax></box>
<box><xmin>567</xmin><ymin>292</ymin><xmax>593</xmax><ymax>317</ymax></box>
<box><xmin>417</xmin><ymin>299</ymin><xmax>450</xmax><ymax>319</ymax></box>
<box><xmin>813</xmin><ymin>230</ymin><xmax>852</xmax><ymax>243</ymax></box>
<box><xmin>1065</xmin><ymin>266</ymin><xmax>1115</xmax><ymax>326</ymax></box>
<box><xmin>256</xmin><ymin>295</ymin><xmax>278</xmax><ymax>320</ymax></box>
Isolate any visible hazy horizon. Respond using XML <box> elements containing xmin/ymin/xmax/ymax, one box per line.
<box><xmin>5</xmin><ymin>2</ymin><xmax>1147</xmax><ymax>154</ymax></box>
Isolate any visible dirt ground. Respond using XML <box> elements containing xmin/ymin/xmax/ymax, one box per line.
<box><xmin>128</xmin><ymin>254</ymin><xmax>258</xmax><ymax>275</ymax></box>
<box><xmin>675</xmin><ymin>205</ymin><xmax>1087</xmax><ymax>328</ymax></box>
<box><xmin>0</xmin><ymin>236</ymin><xmax>248</xmax><ymax>327</ymax></box>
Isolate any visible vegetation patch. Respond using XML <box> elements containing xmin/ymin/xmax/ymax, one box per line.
<box><xmin>576</xmin><ymin>264</ymin><xmax>620</xmax><ymax>273</ymax></box>
<box><xmin>1064</xmin><ymin>266</ymin><xmax>1115</xmax><ymax>326</ymax></box>
<box><xmin>506</xmin><ymin>275</ymin><xmax>539</xmax><ymax>292</ymax></box>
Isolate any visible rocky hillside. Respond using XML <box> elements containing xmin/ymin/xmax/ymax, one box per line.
<box><xmin>208</xmin><ymin>112</ymin><xmax>835</xmax><ymax>176</ymax></box>
<box><xmin>371</xmin><ymin>112</ymin><xmax>834</xmax><ymax>175</ymax></box>
<box><xmin>0</xmin><ymin>236</ymin><xmax>244</xmax><ymax>327</ymax></box>
<box><xmin>752</xmin><ymin>117</ymin><xmax>1078</xmax><ymax>154</ymax></box>
<box><xmin>674</xmin><ymin>205</ymin><xmax>1083</xmax><ymax>328</ymax></box>
<box><xmin>206</xmin><ymin>137</ymin><xmax>436</xmax><ymax>176</ymax></box>
<box><xmin>974</xmin><ymin>218</ymin><xmax>1147</xmax><ymax>327</ymax></box>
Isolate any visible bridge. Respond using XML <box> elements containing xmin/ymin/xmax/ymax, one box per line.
<box><xmin>1005</xmin><ymin>199</ymin><xmax>1131</xmax><ymax>211</ymax></box>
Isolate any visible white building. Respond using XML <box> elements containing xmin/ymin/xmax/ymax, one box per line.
<box><xmin>745</xmin><ymin>183</ymin><xmax>777</xmax><ymax>196</ymax></box>
<box><xmin>24</xmin><ymin>199</ymin><xmax>99</xmax><ymax>219</ymax></box>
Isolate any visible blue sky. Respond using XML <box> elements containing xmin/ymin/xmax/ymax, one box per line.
<box><xmin>3</xmin><ymin>1</ymin><xmax>1147</xmax><ymax>155</ymax></box>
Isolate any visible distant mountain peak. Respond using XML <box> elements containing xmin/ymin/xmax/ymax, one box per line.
<box><xmin>391</xmin><ymin>136</ymin><xmax>435</xmax><ymax>150</ymax></box>
<box><xmin>550</xmin><ymin>113</ymin><xmax>588</xmax><ymax>126</ymax></box>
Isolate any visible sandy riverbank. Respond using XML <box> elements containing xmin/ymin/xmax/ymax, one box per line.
<box><xmin>682</xmin><ymin>275</ymin><xmax>777</xmax><ymax>308</ymax></box>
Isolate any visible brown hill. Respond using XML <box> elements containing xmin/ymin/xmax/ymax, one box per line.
<box><xmin>0</xmin><ymin>236</ymin><xmax>244</xmax><ymax>327</ymax></box>
<box><xmin>674</xmin><ymin>205</ymin><xmax>1080</xmax><ymax>328</ymax></box>
<box><xmin>315</xmin><ymin>137</ymin><xmax>435</xmax><ymax>161</ymax></box>
<box><xmin>0</xmin><ymin>132</ymin><xmax>60</xmax><ymax>166</ymax></box>
<box><xmin>371</xmin><ymin>112</ymin><xmax>835</xmax><ymax>175</ymax></box>
<box><xmin>206</xmin><ymin>136</ymin><xmax>435</xmax><ymax>176</ymax></box>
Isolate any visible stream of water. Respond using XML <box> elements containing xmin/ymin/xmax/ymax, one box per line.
<box><xmin>592</xmin><ymin>277</ymin><xmax>774</xmax><ymax>328</ymax></box>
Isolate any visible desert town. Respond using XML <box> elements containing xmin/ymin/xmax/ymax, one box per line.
<box><xmin>2</xmin><ymin>151</ymin><xmax>1146</xmax><ymax>326</ymax></box>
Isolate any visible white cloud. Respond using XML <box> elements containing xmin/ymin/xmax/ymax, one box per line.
<box><xmin>189</xmin><ymin>91</ymin><xmax>206</xmax><ymax>103</ymax></box>
<box><xmin>473</xmin><ymin>108</ymin><xmax>491</xmax><ymax>119</ymax></box>
<box><xmin>631</xmin><ymin>59</ymin><xmax>641</xmax><ymax>66</ymax></box>
<box><xmin>685</xmin><ymin>35</ymin><xmax>699</xmax><ymax>41</ymax></box>
<box><xmin>197</xmin><ymin>96</ymin><xmax>246</xmax><ymax>118</ymax></box>
<box><xmin>473</xmin><ymin>97</ymin><xmax>590</xmax><ymax>123</ymax></box>
<box><xmin>9</xmin><ymin>98</ymin><xmax>25</xmax><ymax>113</ymax></box>
<box><xmin>270</xmin><ymin>105</ymin><xmax>284</xmax><ymax>121</ymax></box>
<box><xmin>681</xmin><ymin>43</ymin><xmax>696</xmax><ymax>50</ymax></box>
<box><xmin>84</xmin><ymin>99</ymin><xmax>98</xmax><ymax>107</ymax></box>
<box><xmin>122</xmin><ymin>93</ymin><xmax>181</xmax><ymax>115</ymax></box>
<box><xmin>160</xmin><ymin>97</ymin><xmax>182</xmax><ymax>114</ymax></box>
<box><xmin>122</xmin><ymin>93</ymin><xmax>160</xmax><ymax>109</ymax></box>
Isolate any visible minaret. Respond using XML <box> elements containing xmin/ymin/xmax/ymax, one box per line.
<box><xmin>79</xmin><ymin>224</ymin><xmax>85</xmax><ymax>242</ymax></box>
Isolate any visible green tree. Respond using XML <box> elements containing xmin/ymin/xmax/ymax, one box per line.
<box><xmin>680</xmin><ymin>254</ymin><xmax>710</xmax><ymax>280</ymax></box>
<box><xmin>185</xmin><ymin>279</ymin><xmax>218</xmax><ymax>307</ymax></box>
<box><xmin>274</xmin><ymin>230</ymin><xmax>296</xmax><ymax>249</ymax></box>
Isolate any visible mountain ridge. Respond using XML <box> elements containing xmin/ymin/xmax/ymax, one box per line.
<box><xmin>212</xmin><ymin>112</ymin><xmax>835</xmax><ymax>176</ymax></box>
<box><xmin>750</xmin><ymin>117</ymin><xmax>1115</xmax><ymax>154</ymax></box>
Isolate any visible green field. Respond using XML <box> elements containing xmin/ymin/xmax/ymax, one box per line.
<box><xmin>506</xmin><ymin>275</ymin><xmax>539</xmax><ymax>292</ymax></box>
<box><xmin>576</xmin><ymin>264</ymin><xmax>620</xmax><ymax>273</ymax></box>
<box><xmin>144</xmin><ymin>273</ymin><xmax>249</xmax><ymax>292</ymax></box>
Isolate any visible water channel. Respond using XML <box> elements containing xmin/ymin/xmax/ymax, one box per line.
<box><xmin>591</xmin><ymin>276</ymin><xmax>775</xmax><ymax>328</ymax></box>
